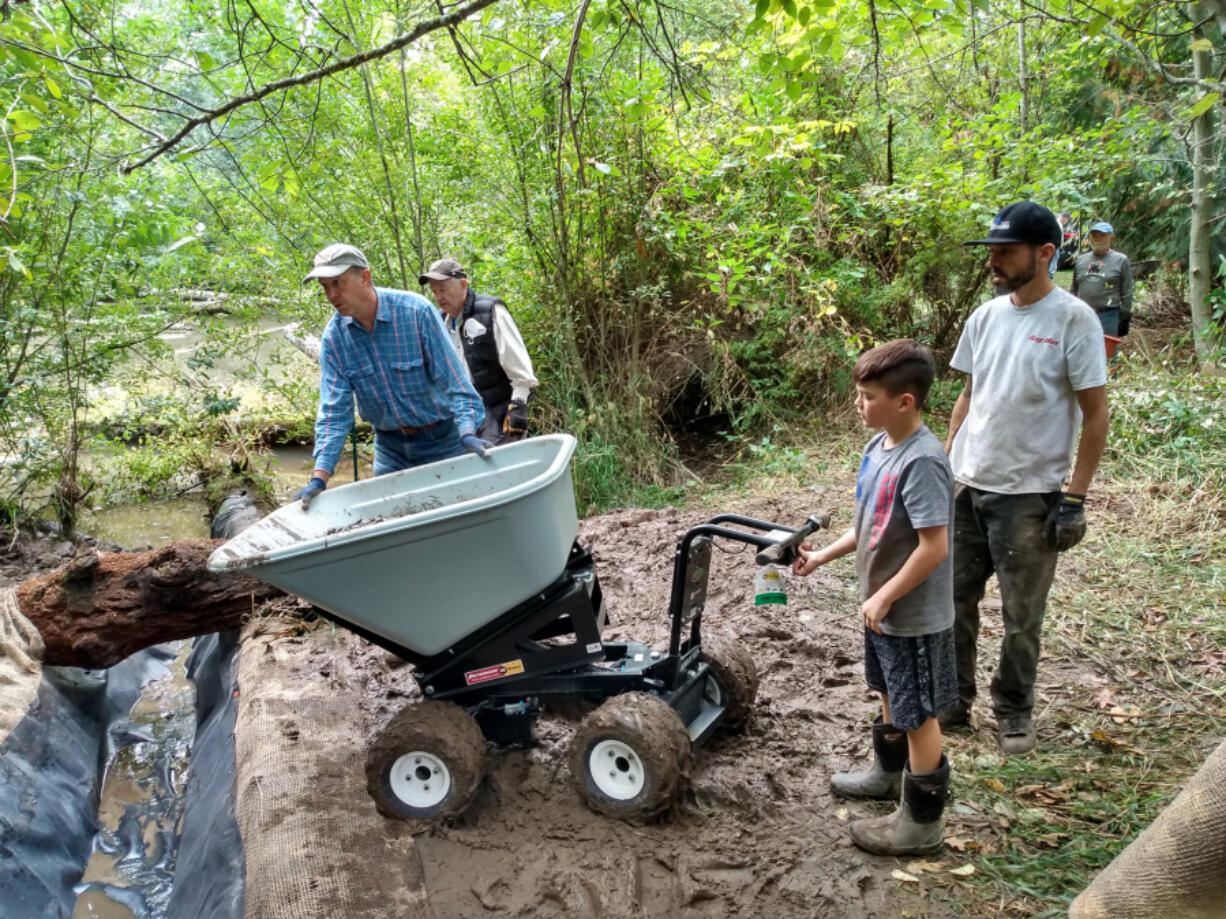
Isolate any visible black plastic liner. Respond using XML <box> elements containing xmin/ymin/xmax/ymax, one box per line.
<box><xmin>0</xmin><ymin>633</ymin><xmax>244</xmax><ymax>919</ymax></box>
<box><xmin>166</xmin><ymin>631</ymin><xmax>244</xmax><ymax>919</ymax></box>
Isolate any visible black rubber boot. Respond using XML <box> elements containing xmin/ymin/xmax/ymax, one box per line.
<box><xmin>830</xmin><ymin>717</ymin><xmax>907</xmax><ymax>800</ymax></box>
<box><xmin>849</xmin><ymin>755</ymin><xmax>951</xmax><ymax>856</ymax></box>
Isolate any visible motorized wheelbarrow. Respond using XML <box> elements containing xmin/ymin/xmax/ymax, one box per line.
<box><xmin>208</xmin><ymin>434</ymin><xmax>828</xmax><ymax>824</ymax></box>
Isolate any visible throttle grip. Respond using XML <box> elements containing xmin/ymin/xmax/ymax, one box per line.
<box><xmin>753</xmin><ymin>512</ymin><xmax>830</xmax><ymax>566</ymax></box>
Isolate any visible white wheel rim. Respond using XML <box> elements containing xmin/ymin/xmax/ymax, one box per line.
<box><xmin>388</xmin><ymin>751</ymin><xmax>451</xmax><ymax>810</ymax></box>
<box><xmin>589</xmin><ymin>739</ymin><xmax>646</xmax><ymax>800</ymax></box>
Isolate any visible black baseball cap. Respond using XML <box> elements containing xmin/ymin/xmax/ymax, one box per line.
<box><xmin>418</xmin><ymin>258</ymin><xmax>467</xmax><ymax>285</ymax></box>
<box><xmin>963</xmin><ymin>202</ymin><xmax>1061</xmax><ymax>248</ymax></box>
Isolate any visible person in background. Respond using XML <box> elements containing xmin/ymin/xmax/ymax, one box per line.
<box><xmin>419</xmin><ymin>258</ymin><xmax>539</xmax><ymax>446</ymax></box>
<box><xmin>293</xmin><ymin>244</ymin><xmax>489</xmax><ymax>509</ymax></box>
<box><xmin>941</xmin><ymin>202</ymin><xmax>1109</xmax><ymax>755</ymax></box>
<box><xmin>794</xmin><ymin>339</ymin><xmax>956</xmax><ymax>856</ymax></box>
<box><xmin>1070</xmin><ymin>221</ymin><xmax>1134</xmax><ymax>336</ymax></box>
<box><xmin>1048</xmin><ymin>211</ymin><xmax>1073</xmax><ymax>279</ymax></box>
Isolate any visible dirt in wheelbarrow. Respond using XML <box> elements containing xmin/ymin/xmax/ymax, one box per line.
<box><xmin>350</xmin><ymin>489</ymin><xmax>961</xmax><ymax>919</ymax></box>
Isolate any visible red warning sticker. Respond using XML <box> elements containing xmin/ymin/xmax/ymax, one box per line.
<box><xmin>464</xmin><ymin>659</ymin><xmax>525</xmax><ymax>686</ymax></box>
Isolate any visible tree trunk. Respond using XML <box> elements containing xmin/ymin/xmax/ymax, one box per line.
<box><xmin>1189</xmin><ymin>32</ymin><xmax>1217</xmax><ymax>363</ymax></box>
<box><xmin>1017</xmin><ymin>11</ymin><xmax>1028</xmax><ymax>138</ymax></box>
<box><xmin>16</xmin><ymin>539</ymin><xmax>285</xmax><ymax>669</ymax></box>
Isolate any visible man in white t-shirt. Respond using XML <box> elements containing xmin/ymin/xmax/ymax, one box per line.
<box><xmin>941</xmin><ymin>201</ymin><xmax>1109</xmax><ymax>755</ymax></box>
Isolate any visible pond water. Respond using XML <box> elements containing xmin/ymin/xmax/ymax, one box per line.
<box><xmin>76</xmin><ymin>443</ymin><xmax>371</xmax><ymax>550</ymax></box>
<box><xmin>77</xmin><ymin>497</ymin><xmax>212</xmax><ymax>548</ymax></box>
<box><xmin>73</xmin><ymin>305</ymin><xmax>373</xmax><ymax>552</ymax></box>
<box><xmin>92</xmin><ymin>316</ymin><xmax>316</xmax><ymax>421</ymax></box>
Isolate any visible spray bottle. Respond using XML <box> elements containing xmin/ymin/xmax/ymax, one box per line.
<box><xmin>754</xmin><ymin>564</ymin><xmax>787</xmax><ymax>606</ymax></box>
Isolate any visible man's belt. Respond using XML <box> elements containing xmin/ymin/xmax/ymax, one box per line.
<box><xmin>381</xmin><ymin>419</ymin><xmax>444</xmax><ymax>436</ymax></box>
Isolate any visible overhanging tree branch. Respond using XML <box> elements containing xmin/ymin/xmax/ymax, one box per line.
<box><xmin>1017</xmin><ymin>0</ymin><xmax>1226</xmax><ymax>95</ymax></box>
<box><xmin>119</xmin><ymin>0</ymin><xmax>502</xmax><ymax>174</ymax></box>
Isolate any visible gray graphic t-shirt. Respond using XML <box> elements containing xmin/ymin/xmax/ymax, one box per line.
<box><xmin>853</xmin><ymin>424</ymin><xmax>954</xmax><ymax>636</ymax></box>
<box><xmin>1071</xmin><ymin>249</ymin><xmax>1134</xmax><ymax>314</ymax></box>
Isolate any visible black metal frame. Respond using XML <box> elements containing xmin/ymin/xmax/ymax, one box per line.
<box><xmin>315</xmin><ymin>513</ymin><xmax>826</xmax><ymax>745</ymax></box>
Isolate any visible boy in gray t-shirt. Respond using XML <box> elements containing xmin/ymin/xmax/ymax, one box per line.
<box><xmin>794</xmin><ymin>339</ymin><xmax>956</xmax><ymax>857</ymax></box>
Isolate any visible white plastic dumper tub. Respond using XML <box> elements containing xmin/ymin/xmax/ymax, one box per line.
<box><xmin>207</xmin><ymin>434</ymin><xmax>579</xmax><ymax>657</ymax></box>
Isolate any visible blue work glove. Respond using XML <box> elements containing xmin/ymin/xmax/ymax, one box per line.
<box><xmin>1045</xmin><ymin>492</ymin><xmax>1087</xmax><ymax>551</ymax></box>
<box><xmin>293</xmin><ymin>476</ymin><xmax>326</xmax><ymax>509</ymax></box>
<box><xmin>460</xmin><ymin>433</ymin><xmax>493</xmax><ymax>458</ymax></box>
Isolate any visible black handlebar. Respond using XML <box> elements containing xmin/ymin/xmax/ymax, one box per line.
<box><xmin>754</xmin><ymin>512</ymin><xmax>831</xmax><ymax>566</ymax></box>
<box><xmin>663</xmin><ymin>510</ymin><xmax>834</xmax><ymax>681</ymax></box>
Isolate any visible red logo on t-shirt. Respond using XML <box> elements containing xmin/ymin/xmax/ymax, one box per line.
<box><xmin>1028</xmin><ymin>334</ymin><xmax>1059</xmax><ymax>346</ymax></box>
<box><xmin>869</xmin><ymin>473</ymin><xmax>899</xmax><ymax>549</ymax></box>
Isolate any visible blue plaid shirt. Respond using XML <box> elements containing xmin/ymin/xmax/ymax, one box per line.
<box><xmin>312</xmin><ymin>287</ymin><xmax>483</xmax><ymax>474</ymax></box>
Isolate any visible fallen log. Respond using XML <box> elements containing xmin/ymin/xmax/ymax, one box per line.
<box><xmin>281</xmin><ymin>320</ymin><xmax>321</xmax><ymax>361</ymax></box>
<box><xmin>16</xmin><ymin>537</ymin><xmax>285</xmax><ymax>669</ymax></box>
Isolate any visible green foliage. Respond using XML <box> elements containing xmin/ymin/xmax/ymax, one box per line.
<box><xmin>720</xmin><ymin>428</ymin><xmax>810</xmax><ymax>486</ymax></box>
<box><xmin>0</xmin><ymin>0</ymin><xmax>1219</xmax><ymax>526</ymax></box>
<box><xmin>1108</xmin><ymin>357</ymin><xmax>1226</xmax><ymax>478</ymax></box>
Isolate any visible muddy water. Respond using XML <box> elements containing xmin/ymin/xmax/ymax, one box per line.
<box><xmin>92</xmin><ymin>317</ymin><xmax>313</xmax><ymax>421</ymax></box>
<box><xmin>78</xmin><ymin>497</ymin><xmax>212</xmax><ymax>549</ymax></box>
<box><xmin>269</xmin><ymin>443</ymin><xmax>371</xmax><ymax>496</ymax></box>
<box><xmin>74</xmin><ymin>443</ymin><xmax>370</xmax><ymax>552</ymax></box>
<box><xmin>71</xmin><ymin>642</ymin><xmax>196</xmax><ymax>919</ymax></box>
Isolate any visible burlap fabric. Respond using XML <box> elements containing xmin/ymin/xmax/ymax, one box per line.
<box><xmin>1070</xmin><ymin>737</ymin><xmax>1226</xmax><ymax>919</ymax></box>
<box><xmin>235</xmin><ymin>620</ymin><xmax>435</xmax><ymax>919</ymax></box>
<box><xmin>0</xmin><ymin>585</ymin><xmax>44</xmax><ymax>743</ymax></box>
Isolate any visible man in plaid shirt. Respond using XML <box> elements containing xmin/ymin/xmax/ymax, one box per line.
<box><xmin>293</xmin><ymin>244</ymin><xmax>488</xmax><ymax>508</ymax></box>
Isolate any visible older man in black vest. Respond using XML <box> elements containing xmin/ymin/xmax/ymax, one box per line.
<box><xmin>419</xmin><ymin>258</ymin><xmax>538</xmax><ymax>446</ymax></box>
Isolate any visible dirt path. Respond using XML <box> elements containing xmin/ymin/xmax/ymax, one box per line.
<box><xmin>352</xmin><ymin>489</ymin><xmax>959</xmax><ymax>918</ymax></box>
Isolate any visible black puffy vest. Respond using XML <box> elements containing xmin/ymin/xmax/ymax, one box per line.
<box><xmin>458</xmin><ymin>289</ymin><xmax>512</xmax><ymax>408</ymax></box>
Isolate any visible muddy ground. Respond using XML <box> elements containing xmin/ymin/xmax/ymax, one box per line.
<box><xmin>1</xmin><ymin>493</ymin><xmax>976</xmax><ymax>918</ymax></box>
<box><xmin>343</xmin><ymin>488</ymin><xmax>965</xmax><ymax>919</ymax></box>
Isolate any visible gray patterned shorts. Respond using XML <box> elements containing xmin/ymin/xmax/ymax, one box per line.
<box><xmin>863</xmin><ymin>627</ymin><xmax>959</xmax><ymax>732</ymax></box>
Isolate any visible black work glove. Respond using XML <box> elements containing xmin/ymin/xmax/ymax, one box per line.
<box><xmin>293</xmin><ymin>476</ymin><xmax>326</xmax><ymax>510</ymax></box>
<box><xmin>1046</xmin><ymin>492</ymin><xmax>1087</xmax><ymax>551</ymax></box>
<box><xmin>502</xmin><ymin>400</ymin><xmax>529</xmax><ymax>440</ymax></box>
<box><xmin>1118</xmin><ymin>313</ymin><xmax>1131</xmax><ymax>337</ymax></box>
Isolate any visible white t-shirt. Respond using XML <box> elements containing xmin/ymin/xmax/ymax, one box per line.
<box><xmin>950</xmin><ymin>287</ymin><xmax>1107</xmax><ymax>494</ymax></box>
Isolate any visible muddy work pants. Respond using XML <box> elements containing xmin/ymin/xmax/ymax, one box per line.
<box><xmin>951</xmin><ymin>486</ymin><xmax>1059</xmax><ymax>719</ymax></box>
<box><xmin>477</xmin><ymin>399</ymin><xmax>525</xmax><ymax>447</ymax></box>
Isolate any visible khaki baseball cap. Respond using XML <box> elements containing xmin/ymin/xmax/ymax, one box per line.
<box><xmin>303</xmin><ymin>243</ymin><xmax>369</xmax><ymax>284</ymax></box>
<box><xmin>418</xmin><ymin>258</ymin><xmax>467</xmax><ymax>285</ymax></box>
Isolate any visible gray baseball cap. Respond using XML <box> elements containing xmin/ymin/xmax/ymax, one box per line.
<box><xmin>303</xmin><ymin>243</ymin><xmax>369</xmax><ymax>283</ymax></box>
<box><xmin>418</xmin><ymin>258</ymin><xmax>467</xmax><ymax>285</ymax></box>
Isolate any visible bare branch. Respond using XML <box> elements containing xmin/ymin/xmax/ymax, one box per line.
<box><xmin>1017</xmin><ymin>0</ymin><xmax>1226</xmax><ymax>95</ymax></box>
<box><xmin>560</xmin><ymin>0</ymin><xmax>596</xmax><ymax>188</ymax></box>
<box><xmin>119</xmin><ymin>0</ymin><xmax>502</xmax><ymax>174</ymax></box>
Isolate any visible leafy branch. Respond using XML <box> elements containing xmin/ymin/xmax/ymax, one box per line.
<box><xmin>114</xmin><ymin>0</ymin><xmax>503</xmax><ymax>173</ymax></box>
